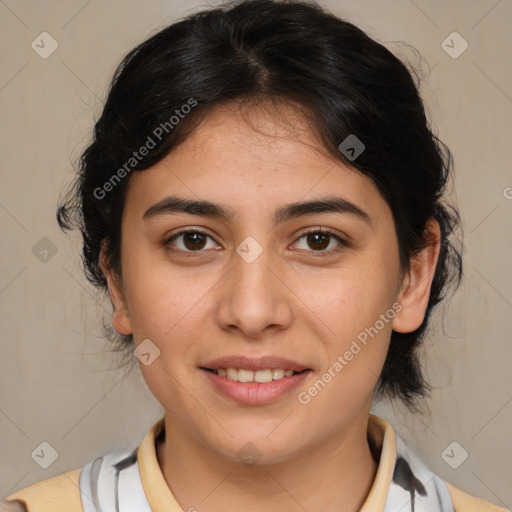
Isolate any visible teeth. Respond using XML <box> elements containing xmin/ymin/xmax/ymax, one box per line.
<box><xmin>226</xmin><ymin>368</ymin><xmax>238</xmax><ymax>381</ymax></box>
<box><xmin>238</xmin><ymin>369</ymin><xmax>255</xmax><ymax>383</ymax></box>
<box><xmin>214</xmin><ymin>368</ymin><xmax>299</xmax><ymax>382</ymax></box>
<box><xmin>255</xmin><ymin>369</ymin><xmax>273</xmax><ymax>382</ymax></box>
<box><xmin>273</xmin><ymin>369</ymin><xmax>284</xmax><ymax>380</ymax></box>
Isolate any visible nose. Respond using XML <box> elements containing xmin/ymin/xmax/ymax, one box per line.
<box><xmin>215</xmin><ymin>240</ymin><xmax>293</xmax><ymax>339</ymax></box>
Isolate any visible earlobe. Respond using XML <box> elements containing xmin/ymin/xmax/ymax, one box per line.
<box><xmin>392</xmin><ymin>219</ymin><xmax>441</xmax><ymax>334</ymax></box>
<box><xmin>112</xmin><ymin>312</ymin><xmax>132</xmax><ymax>336</ymax></box>
<box><xmin>99</xmin><ymin>244</ymin><xmax>133</xmax><ymax>336</ymax></box>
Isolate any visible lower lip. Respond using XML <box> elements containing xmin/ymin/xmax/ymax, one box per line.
<box><xmin>201</xmin><ymin>369</ymin><xmax>311</xmax><ymax>405</ymax></box>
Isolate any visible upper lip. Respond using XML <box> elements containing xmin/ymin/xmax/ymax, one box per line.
<box><xmin>201</xmin><ymin>355</ymin><xmax>310</xmax><ymax>372</ymax></box>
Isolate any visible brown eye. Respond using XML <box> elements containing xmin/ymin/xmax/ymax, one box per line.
<box><xmin>166</xmin><ymin>230</ymin><xmax>218</xmax><ymax>252</ymax></box>
<box><xmin>182</xmin><ymin>232</ymin><xmax>207</xmax><ymax>250</ymax></box>
<box><xmin>306</xmin><ymin>232</ymin><xmax>330</xmax><ymax>250</ymax></box>
<box><xmin>293</xmin><ymin>228</ymin><xmax>347</xmax><ymax>254</ymax></box>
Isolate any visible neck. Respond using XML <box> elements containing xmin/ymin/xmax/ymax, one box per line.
<box><xmin>156</xmin><ymin>413</ymin><xmax>379</xmax><ymax>512</ymax></box>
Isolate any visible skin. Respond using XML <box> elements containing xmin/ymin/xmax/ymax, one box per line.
<box><xmin>100</xmin><ymin>101</ymin><xmax>440</xmax><ymax>512</ymax></box>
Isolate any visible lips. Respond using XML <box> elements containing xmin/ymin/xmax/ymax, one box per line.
<box><xmin>201</xmin><ymin>366</ymin><xmax>311</xmax><ymax>405</ymax></box>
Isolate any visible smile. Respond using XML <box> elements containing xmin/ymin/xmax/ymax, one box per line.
<box><xmin>206</xmin><ymin>368</ymin><xmax>302</xmax><ymax>383</ymax></box>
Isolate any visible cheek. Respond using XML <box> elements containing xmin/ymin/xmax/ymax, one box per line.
<box><xmin>300</xmin><ymin>255</ymin><xmax>398</xmax><ymax>339</ymax></box>
<box><xmin>122</xmin><ymin>264</ymin><xmax>211</xmax><ymax>412</ymax></box>
<box><xmin>126</xmin><ymin>271</ymin><xmax>211</xmax><ymax>344</ymax></box>
<box><xmin>119</xmin><ymin>234</ymin><xmax>214</xmax><ymax>339</ymax></box>
<box><xmin>295</xmin><ymin>251</ymin><xmax>398</xmax><ymax>393</ymax></box>
<box><xmin>299</xmin><ymin>275</ymin><xmax>394</xmax><ymax>411</ymax></box>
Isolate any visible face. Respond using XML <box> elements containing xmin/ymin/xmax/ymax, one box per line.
<box><xmin>102</xmin><ymin>101</ymin><xmax>438</xmax><ymax>463</ymax></box>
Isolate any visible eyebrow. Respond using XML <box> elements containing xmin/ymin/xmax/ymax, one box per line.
<box><xmin>142</xmin><ymin>195</ymin><xmax>371</xmax><ymax>225</ymax></box>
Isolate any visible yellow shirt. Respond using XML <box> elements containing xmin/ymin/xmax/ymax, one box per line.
<box><xmin>2</xmin><ymin>415</ymin><xmax>508</xmax><ymax>512</ymax></box>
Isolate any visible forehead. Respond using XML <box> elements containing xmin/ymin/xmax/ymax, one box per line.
<box><xmin>124</xmin><ymin>101</ymin><xmax>387</xmax><ymax>222</ymax></box>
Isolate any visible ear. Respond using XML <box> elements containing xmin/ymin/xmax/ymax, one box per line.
<box><xmin>392</xmin><ymin>219</ymin><xmax>441</xmax><ymax>333</ymax></box>
<box><xmin>99</xmin><ymin>242</ymin><xmax>133</xmax><ymax>336</ymax></box>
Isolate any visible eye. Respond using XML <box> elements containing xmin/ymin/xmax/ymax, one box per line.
<box><xmin>164</xmin><ymin>227</ymin><xmax>348</xmax><ymax>257</ymax></box>
<box><xmin>165</xmin><ymin>229</ymin><xmax>220</xmax><ymax>253</ymax></box>
<box><xmin>292</xmin><ymin>228</ymin><xmax>347</xmax><ymax>255</ymax></box>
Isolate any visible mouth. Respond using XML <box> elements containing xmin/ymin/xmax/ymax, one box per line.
<box><xmin>201</xmin><ymin>367</ymin><xmax>309</xmax><ymax>383</ymax></box>
<box><xmin>199</xmin><ymin>356</ymin><xmax>312</xmax><ymax>405</ymax></box>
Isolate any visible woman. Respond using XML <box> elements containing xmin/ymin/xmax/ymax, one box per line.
<box><xmin>2</xmin><ymin>0</ymin><xmax>506</xmax><ymax>510</ymax></box>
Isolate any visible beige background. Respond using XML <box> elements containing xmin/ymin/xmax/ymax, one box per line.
<box><xmin>1</xmin><ymin>0</ymin><xmax>511</xmax><ymax>508</ymax></box>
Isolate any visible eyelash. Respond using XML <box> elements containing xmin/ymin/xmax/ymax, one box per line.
<box><xmin>163</xmin><ymin>227</ymin><xmax>348</xmax><ymax>258</ymax></box>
